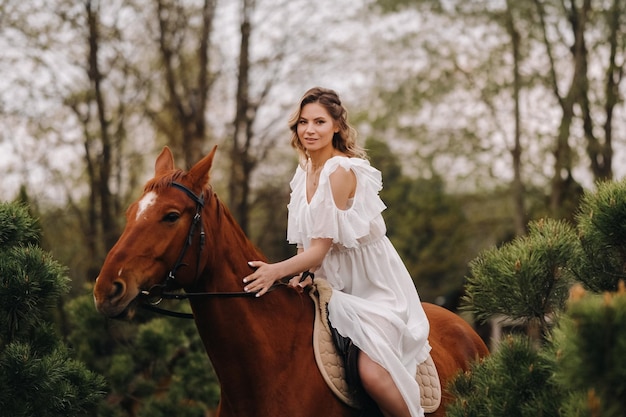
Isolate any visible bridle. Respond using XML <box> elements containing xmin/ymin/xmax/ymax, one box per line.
<box><xmin>137</xmin><ymin>181</ymin><xmax>290</xmax><ymax>319</ymax></box>
<box><xmin>165</xmin><ymin>181</ymin><xmax>206</xmax><ymax>287</ymax></box>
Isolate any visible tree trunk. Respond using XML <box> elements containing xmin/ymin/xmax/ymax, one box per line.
<box><xmin>535</xmin><ymin>0</ymin><xmax>588</xmax><ymax>219</ymax></box>
<box><xmin>156</xmin><ymin>0</ymin><xmax>217</xmax><ymax>168</ymax></box>
<box><xmin>584</xmin><ymin>0</ymin><xmax>622</xmax><ymax>182</ymax></box>
<box><xmin>229</xmin><ymin>0</ymin><xmax>256</xmax><ymax>234</ymax></box>
<box><xmin>86</xmin><ymin>1</ymin><xmax>118</xmax><ymax>252</ymax></box>
<box><xmin>505</xmin><ymin>0</ymin><xmax>527</xmax><ymax>236</ymax></box>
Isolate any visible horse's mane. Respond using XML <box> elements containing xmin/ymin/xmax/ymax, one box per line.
<box><xmin>144</xmin><ymin>170</ymin><xmax>186</xmax><ymax>192</ymax></box>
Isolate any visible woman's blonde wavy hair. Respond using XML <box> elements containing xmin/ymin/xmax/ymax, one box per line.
<box><xmin>289</xmin><ymin>87</ymin><xmax>367</xmax><ymax>166</ymax></box>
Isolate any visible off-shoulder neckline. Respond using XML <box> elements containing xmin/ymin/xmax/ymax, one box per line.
<box><xmin>305</xmin><ymin>156</ymin><xmax>356</xmax><ymax>206</ymax></box>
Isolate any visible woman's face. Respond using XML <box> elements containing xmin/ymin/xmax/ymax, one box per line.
<box><xmin>297</xmin><ymin>102</ymin><xmax>338</xmax><ymax>155</ymax></box>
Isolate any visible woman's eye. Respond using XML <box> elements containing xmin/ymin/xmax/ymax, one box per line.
<box><xmin>162</xmin><ymin>212</ymin><xmax>180</xmax><ymax>223</ymax></box>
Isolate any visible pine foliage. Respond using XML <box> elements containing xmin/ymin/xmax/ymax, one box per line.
<box><xmin>0</xmin><ymin>202</ymin><xmax>105</xmax><ymax>417</ymax></box>
<box><xmin>549</xmin><ymin>284</ymin><xmax>626</xmax><ymax>417</ymax></box>
<box><xmin>465</xmin><ymin>218</ymin><xmax>580</xmax><ymax>330</ymax></box>
<box><xmin>65</xmin><ymin>294</ymin><xmax>220</xmax><ymax>416</ymax></box>
<box><xmin>0</xmin><ymin>203</ymin><xmax>40</xmax><ymax>248</ymax></box>
<box><xmin>446</xmin><ymin>335</ymin><xmax>562</xmax><ymax>417</ymax></box>
<box><xmin>575</xmin><ymin>180</ymin><xmax>626</xmax><ymax>292</ymax></box>
<box><xmin>451</xmin><ymin>179</ymin><xmax>626</xmax><ymax>416</ymax></box>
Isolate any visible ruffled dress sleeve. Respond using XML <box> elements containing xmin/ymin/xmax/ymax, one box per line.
<box><xmin>306</xmin><ymin>157</ymin><xmax>386</xmax><ymax>248</ymax></box>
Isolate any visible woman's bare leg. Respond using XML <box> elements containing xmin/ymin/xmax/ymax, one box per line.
<box><xmin>358</xmin><ymin>351</ymin><xmax>411</xmax><ymax>417</ymax></box>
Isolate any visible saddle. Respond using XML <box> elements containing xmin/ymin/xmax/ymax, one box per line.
<box><xmin>309</xmin><ymin>279</ymin><xmax>441</xmax><ymax>414</ymax></box>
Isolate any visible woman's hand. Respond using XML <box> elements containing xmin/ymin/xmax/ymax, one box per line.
<box><xmin>243</xmin><ymin>261</ymin><xmax>283</xmax><ymax>297</ymax></box>
<box><xmin>243</xmin><ymin>239</ymin><xmax>330</xmax><ymax>297</ymax></box>
<box><xmin>288</xmin><ymin>271</ymin><xmax>314</xmax><ymax>292</ymax></box>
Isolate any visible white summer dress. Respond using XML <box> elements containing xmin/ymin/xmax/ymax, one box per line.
<box><xmin>287</xmin><ymin>156</ymin><xmax>431</xmax><ymax>417</ymax></box>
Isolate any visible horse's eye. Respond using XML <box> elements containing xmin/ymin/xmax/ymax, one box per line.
<box><xmin>162</xmin><ymin>212</ymin><xmax>180</xmax><ymax>223</ymax></box>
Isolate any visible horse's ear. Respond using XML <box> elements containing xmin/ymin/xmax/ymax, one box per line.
<box><xmin>188</xmin><ymin>145</ymin><xmax>218</xmax><ymax>189</ymax></box>
<box><xmin>155</xmin><ymin>146</ymin><xmax>175</xmax><ymax>175</ymax></box>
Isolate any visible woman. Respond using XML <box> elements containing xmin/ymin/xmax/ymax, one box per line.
<box><xmin>243</xmin><ymin>87</ymin><xmax>430</xmax><ymax>417</ymax></box>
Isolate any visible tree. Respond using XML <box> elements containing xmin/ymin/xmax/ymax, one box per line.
<box><xmin>227</xmin><ymin>0</ymin><xmax>300</xmax><ymax>234</ymax></box>
<box><xmin>466</xmin><ymin>218</ymin><xmax>580</xmax><ymax>335</ymax></box>
<box><xmin>550</xmin><ymin>283</ymin><xmax>626</xmax><ymax>417</ymax></box>
<box><xmin>531</xmin><ymin>0</ymin><xmax>588</xmax><ymax>218</ymax></box>
<box><xmin>449</xmin><ymin>284</ymin><xmax>626</xmax><ymax>417</ymax></box>
<box><xmin>152</xmin><ymin>0</ymin><xmax>218</xmax><ymax>168</ymax></box>
<box><xmin>574</xmin><ymin>178</ymin><xmax>626</xmax><ymax>292</ymax></box>
<box><xmin>71</xmin><ymin>0</ymin><xmax>124</xmax><ymax>272</ymax></box>
<box><xmin>367</xmin><ymin>138</ymin><xmax>470</xmax><ymax>303</ymax></box>
<box><xmin>21</xmin><ymin>0</ymin><xmax>157</xmax><ymax>282</ymax></box>
<box><xmin>229</xmin><ymin>0</ymin><xmax>259</xmax><ymax>234</ymax></box>
<box><xmin>369</xmin><ymin>0</ymin><xmax>626</xmax><ymax>224</ymax></box>
<box><xmin>504</xmin><ymin>0</ymin><xmax>527</xmax><ymax>236</ymax></box>
<box><xmin>447</xmin><ymin>335</ymin><xmax>563</xmax><ymax>417</ymax></box>
<box><xmin>0</xmin><ymin>202</ymin><xmax>105</xmax><ymax>417</ymax></box>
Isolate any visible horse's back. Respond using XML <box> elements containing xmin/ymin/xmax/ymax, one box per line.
<box><xmin>422</xmin><ymin>302</ymin><xmax>488</xmax><ymax>414</ymax></box>
<box><xmin>424</xmin><ymin>302</ymin><xmax>489</xmax><ymax>363</ymax></box>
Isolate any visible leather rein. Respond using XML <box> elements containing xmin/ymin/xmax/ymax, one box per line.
<box><xmin>137</xmin><ymin>181</ymin><xmax>291</xmax><ymax>319</ymax></box>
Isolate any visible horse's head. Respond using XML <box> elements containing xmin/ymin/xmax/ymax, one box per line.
<box><xmin>94</xmin><ymin>146</ymin><xmax>217</xmax><ymax>318</ymax></box>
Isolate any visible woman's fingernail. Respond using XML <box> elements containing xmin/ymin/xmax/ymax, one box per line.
<box><xmin>243</xmin><ymin>278</ymin><xmax>247</xmax><ymax>283</ymax></box>
<box><xmin>247</xmin><ymin>261</ymin><xmax>254</xmax><ymax>267</ymax></box>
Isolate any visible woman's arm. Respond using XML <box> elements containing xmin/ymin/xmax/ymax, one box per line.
<box><xmin>243</xmin><ymin>238</ymin><xmax>332</xmax><ymax>296</ymax></box>
<box><xmin>243</xmin><ymin>165</ymin><xmax>356</xmax><ymax>297</ymax></box>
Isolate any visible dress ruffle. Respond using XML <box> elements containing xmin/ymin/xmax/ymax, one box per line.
<box><xmin>287</xmin><ymin>157</ymin><xmax>387</xmax><ymax>249</ymax></box>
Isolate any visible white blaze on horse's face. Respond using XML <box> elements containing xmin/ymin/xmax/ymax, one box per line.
<box><xmin>136</xmin><ymin>191</ymin><xmax>158</xmax><ymax>221</ymax></box>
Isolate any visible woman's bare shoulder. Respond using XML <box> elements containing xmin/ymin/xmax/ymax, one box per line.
<box><xmin>328</xmin><ymin>162</ymin><xmax>356</xmax><ymax>209</ymax></box>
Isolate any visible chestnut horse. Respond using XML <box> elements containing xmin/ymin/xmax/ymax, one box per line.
<box><xmin>94</xmin><ymin>146</ymin><xmax>488</xmax><ymax>417</ymax></box>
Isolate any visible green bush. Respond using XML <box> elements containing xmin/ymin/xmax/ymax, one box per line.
<box><xmin>66</xmin><ymin>294</ymin><xmax>220</xmax><ymax>416</ymax></box>
<box><xmin>447</xmin><ymin>335</ymin><xmax>562</xmax><ymax>417</ymax></box>
<box><xmin>550</xmin><ymin>284</ymin><xmax>626</xmax><ymax>417</ymax></box>
<box><xmin>453</xmin><ymin>179</ymin><xmax>626</xmax><ymax>416</ymax></box>
<box><xmin>0</xmin><ymin>202</ymin><xmax>105</xmax><ymax>417</ymax></box>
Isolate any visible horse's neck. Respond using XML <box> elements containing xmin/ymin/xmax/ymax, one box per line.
<box><xmin>191</xmin><ymin>193</ymin><xmax>301</xmax><ymax>343</ymax></box>
<box><xmin>197</xmin><ymin>193</ymin><xmax>265</xmax><ymax>292</ymax></box>
<box><xmin>190</xmin><ymin>289</ymin><xmax>313</xmax><ymax>404</ymax></box>
<box><xmin>190</xmin><ymin>194</ymin><xmax>314</xmax><ymax>384</ymax></box>
<box><xmin>187</xmin><ymin>194</ymin><xmax>338</xmax><ymax>414</ymax></box>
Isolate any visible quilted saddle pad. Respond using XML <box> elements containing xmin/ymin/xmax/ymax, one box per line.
<box><xmin>310</xmin><ymin>279</ymin><xmax>441</xmax><ymax>413</ymax></box>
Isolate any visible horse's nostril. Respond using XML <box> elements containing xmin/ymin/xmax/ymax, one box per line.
<box><xmin>111</xmin><ymin>280</ymin><xmax>125</xmax><ymax>300</ymax></box>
